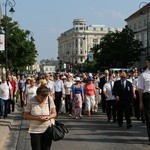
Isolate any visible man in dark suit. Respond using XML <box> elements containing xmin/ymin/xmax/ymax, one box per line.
<box><xmin>99</xmin><ymin>70</ymin><xmax>109</xmax><ymax>113</ymax></box>
<box><xmin>113</xmin><ymin>72</ymin><xmax>133</xmax><ymax>129</ymax></box>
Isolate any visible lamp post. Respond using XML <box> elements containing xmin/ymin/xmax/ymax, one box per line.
<box><xmin>4</xmin><ymin>0</ymin><xmax>16</xmax><ymax>71</ymax></box>
<box><xmin>139</xmin><ymin>2</ymin><xmax>149</xmax><ymax>57</ymax></box>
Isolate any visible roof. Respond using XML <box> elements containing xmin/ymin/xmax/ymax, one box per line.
<box><xmin>125</xmin><ymin>2</ymin><xmax>150</xmax><ymax>22</ymax></box>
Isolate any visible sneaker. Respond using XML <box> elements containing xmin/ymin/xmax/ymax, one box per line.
<box><xmin>79</xmin><ymin>115</ymin><xmax>83</xmax><ymax>118</ymax></box>
<box><xmin>68</xmin><ymin>114</ymin><xmax>72</xmax><ymax>117</ymax></box>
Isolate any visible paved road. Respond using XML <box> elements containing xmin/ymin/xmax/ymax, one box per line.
<box><xmin>3</xmin><ymin>111</ymin><xmax>150</xmax><ymax>150</ymax></box>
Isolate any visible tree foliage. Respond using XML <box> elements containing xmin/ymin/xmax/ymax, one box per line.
<box><xmin>0</xmin><ymin>16</ymin><xmax>38</xmax><ymax>73</ymax></box>
<box><xmin>91</xmin><ymin>26</ymin><xmax>144</xmax><ymax>69</ymax></box>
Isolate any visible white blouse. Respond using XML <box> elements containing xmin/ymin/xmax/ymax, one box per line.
<box><xmin>24</xmin><ymin>96</ymin><xmax>55</xmax><ymax>133</ymax></box>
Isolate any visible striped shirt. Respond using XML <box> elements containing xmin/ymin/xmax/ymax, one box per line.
<box><xmin>24</xmin><ymin>96</ymin><xmax>55</xmax><ymax>133</ymax></box>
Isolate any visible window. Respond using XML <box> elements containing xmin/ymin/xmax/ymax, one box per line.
<box><xmin>134</xmin><ymin>23</ymin><xmax>137</xmax><ymax>30</ymax></box>
<box><xmin>144</xmin><ymin>19</ymin><xmax>147</xmax><ymax>26</ymax></box>
<box><xmin>93</xmin><ymin>39</ymin><xmax>98</xmax><ymax>43</ymax></box>
<box><xmin>75</xmin><ymin>39</ymin><xmax>78</xmax><ymax>44</ymax></box>
<box><xmin>138</xmin><ymin>21</ymin><xmax>142</xmax><ymax>28</ymax></box>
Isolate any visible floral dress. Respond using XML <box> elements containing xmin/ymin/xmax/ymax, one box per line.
<box><xmin>71</xmin><ymin>84</ymin><xmax>83</xmax><ymax>118</ymax></box>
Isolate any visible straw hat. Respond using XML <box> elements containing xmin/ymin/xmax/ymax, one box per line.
<box><xmin>74</xmin><ymin>77</ymin><xmax>81</xmax><ymax>82</ymax></box>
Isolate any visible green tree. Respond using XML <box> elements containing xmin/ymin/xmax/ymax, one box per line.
<box><xmin>0</xmin><ymin>16</ymin><xmax>38</xmax><ymax>73</ymax></box>
<box><xmin>92</xmin><ymin>26</ymin><xmax>144</xmax><ymax>69</ymax></box>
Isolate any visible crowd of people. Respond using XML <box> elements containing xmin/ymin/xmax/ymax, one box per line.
<box><xmin>0</xmin><ymin>56</ymin><xmax>150</xmax><ymax>148</ymax></box>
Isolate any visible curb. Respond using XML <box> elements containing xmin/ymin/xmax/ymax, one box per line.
<box><xmin>0</xmin><ymin>103</ymin><xmax>23</xmax><ymax>150</ymax></box>
<box><xmin>0</xmin><ymin>119</ymin><xmax>14</xmax><ymax>150</ymax></box>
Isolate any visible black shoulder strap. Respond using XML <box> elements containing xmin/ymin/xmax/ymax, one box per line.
<box><xmin>48</xmin><ymin>96</ymin><xmax>50</xmax><ymax>115</ymax></box>
<box><xmin>7</xmin><ymin>81</ymin><xmax>9</xmax><ymax>86</ymax></box>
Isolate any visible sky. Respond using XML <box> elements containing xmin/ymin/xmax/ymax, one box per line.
<box><xmin>1</xmin><ymin>0</ymin><xmax>149</xmax><ymax>62</ymax></box>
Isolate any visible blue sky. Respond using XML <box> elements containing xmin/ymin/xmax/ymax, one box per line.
<box><xmin>1</xmin><ymin>0</ymin><xmax>149</xmax><ymax>62</ymax></box>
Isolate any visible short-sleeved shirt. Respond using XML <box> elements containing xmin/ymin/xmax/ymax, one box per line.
<box><xmin>24</xmin><ymin>96</ymin><xmax>55</xmax><ymax>133</ymax></box>
<box><xmin>138</xmin><ymin>69</ymin><xmax>150</xmax><ymax>93</ymax></box>
<box><xmin>45</xmin><ymin>80</ymin><xmax>55</xmax><ymax>94</ymax></box>
<box><xmin>103</xmin><ymin>81</ymin><xmax>115</xmax><ymax>100</ymax></box>
<box><xmin>84</xmin><ymin>83</ymin><xmax>96</xmax><ymax>96</ymax></box>
<box><xmin>25</xmin><ymin>86</ymin><xmax>38</xmax><ymax>101</ymax></box>
<box><xmin>64</xmin><ymin>81</ymin><xmax>74</xmax><ymax>95</ymax></box>
<box><xmin>0</xmin><ymin>82</ymin><xmax>12</xmax><ymax>100</ymax></box>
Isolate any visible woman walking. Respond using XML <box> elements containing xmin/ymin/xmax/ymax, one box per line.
<box><xmin>23</xmin><ymin>86</ymin><xmax>57</xmax><ymax>150</ymax></box>
<box><xmin>84</xmin><ymin>76</ymin><xmax>96</xmax><ymax>116</ymax></box>
<box><xmin>71</xmin><ymin>77</ymin><xmax>84</xmax><ymax>119</ymax></box>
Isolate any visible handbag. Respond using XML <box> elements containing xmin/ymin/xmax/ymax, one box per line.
<box><xmin>48</xmin><ymin>97</ymin><xmax>69</xmax><ymax>141</ymax></box>
<box><xmin>51</xmin><ymin>121</ymin><xmax>69</xmax><ymax>141</ymax></box>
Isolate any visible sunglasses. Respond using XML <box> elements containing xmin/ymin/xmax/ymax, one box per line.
<box><xmin>121</xmin><ymin>76</ymin><xmax>126</xmax><ymax>78</ymax></box>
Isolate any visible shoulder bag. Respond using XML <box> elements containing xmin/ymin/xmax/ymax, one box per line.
<box><xmin>48</xmin><ymin>96</ymin><xmax>69</xmax><ymax>141</ymax></box>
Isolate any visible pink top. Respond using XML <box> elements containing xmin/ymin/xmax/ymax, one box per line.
<box><xmin>84</xmin><ymin>83</ymin><xmax>96</xmax><ymax>96</ymax></box>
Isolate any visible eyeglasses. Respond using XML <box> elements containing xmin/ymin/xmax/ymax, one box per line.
<box><xmin>121</xmin><ymin>76</ymin><xmax>126</xmax><ymax>78</ymax></box>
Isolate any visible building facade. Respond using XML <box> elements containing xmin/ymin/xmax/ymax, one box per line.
<box><xmin>40</xmin><ymin>59</ymin><xmax>59</xmax><ymax>74</ymax></box>
<box><xmin>125</xmin><ymin>3</ymin><xmax>150</xmax><ymax>68</ymax></box>
<box><xmin>57</xmin><ymin>19</ymin><xmax>122</xmax><ymax>70</ymax></box>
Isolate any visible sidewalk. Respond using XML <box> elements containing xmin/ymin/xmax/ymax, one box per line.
<box><xmin>0</xmin><ymin>102</ymin><xmax>23</xmax><ymax>150</ymax></box>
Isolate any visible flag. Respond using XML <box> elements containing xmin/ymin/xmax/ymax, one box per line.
<box><xmin>0</xmin><ymin>34</ymin><xmax>5</xmax><ymax>51</ymax></box>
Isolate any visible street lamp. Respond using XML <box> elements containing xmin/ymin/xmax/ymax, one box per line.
<box><xmin>4</xmin><ymin>0</ymin><xmax>16</xmax><ymax>71</ymax></box>
<box><xmin>139</xmin><ymin>2</ymin><xmax>149</xmax><ymax>57</ymax></box>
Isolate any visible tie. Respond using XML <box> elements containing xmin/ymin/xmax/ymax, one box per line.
<box><xmin>121</xmin><ymin>81</ymin><xmax>124</xmax><ymax>89</ymax></box>
<box><xmin>110</xmin><ymin>82</ymin><xmax>113</xmax><ymax>90</ymax></box>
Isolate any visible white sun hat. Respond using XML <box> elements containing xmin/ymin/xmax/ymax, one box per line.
<box><xmin>74</xmin><ymin>77</ymin><xmax>81</xmax><ymax>82</ymax></box>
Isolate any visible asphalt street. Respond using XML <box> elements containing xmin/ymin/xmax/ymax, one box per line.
<box><xmin>3</xmin><ymin>109</ymin><xmax>150</xmax><ymax>150</ymax></box>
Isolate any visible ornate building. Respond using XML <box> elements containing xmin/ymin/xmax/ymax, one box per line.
<box><xmin>125</xmin><ymin>3</ymin><xmax>150</xmax><ymax>68</ymax></box>
<box><xmin>57</xmin><ymin>19</ymin><xmax>122</xmax><ymax>70</ymax></box>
